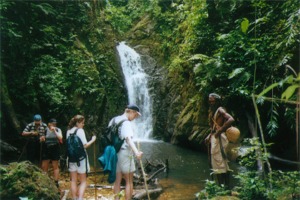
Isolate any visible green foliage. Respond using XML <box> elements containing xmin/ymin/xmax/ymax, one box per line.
<box><xmin>0</xmin><ymin>161</ymin><xmax>60</xmax><ymax>199</ymax></box>
<box><xmin>238</xmin><ymin>137</ymin><xmax>271</xmax><ymax>170</ymax></box>
<box><xmin>257</xmin><ymin>75</ymin><xmax>297</xmax><ymax>100</ymax></box>
<box><xmin>106</xmin><ymin>6</ymin><xmax>133</xmax><ymax>34</ymax></box>
<box><xmin>1</xmin><ymin>0</ymin><xmax>125</xmax><ymax>134</ymax></box>
<box><xmin>105</xmin><ymin>0</ymin><xmax>150</xmax><ymax>35</ymax></box>
<box><xmin>197</xmin><ymin>138</ymin><xmax>300</xmax><ymax>199</ymax></box>
<box><xmin>241</xmin><ymin>18</ymin><xmax>249</xmax><ymax>34</ymax></box>
<box><xmin>266</xmin><ymin>102</ymin><xmax>279</xmax><ymax>137</ymax></box>
<box><xmin>27</xmin><ymin>55</ymin><xmax>67</xmax><ymax>108</ymax></box>
<box><xmin>234</xmin><ymin>163</ymin><xmax>300</xmax><ymax>200</ymax></box>
<box><xmin>195</xmin><ymin>180</ymin><xmax>230</xmax><ymax>199</ymax></box>
<box><xmin>233</xmin><ymin>138</ymin><xmax>300</xmax><ymax>199</ymax></box>
<box><xmin>234</xmin><ymin>171</ymin><xmax>268</xmax><ymax>200</ymax></box>
<box><xmin>268</xmin><ymin>171</ymin><xmax>300</xmax><ymax>200</ymax></box>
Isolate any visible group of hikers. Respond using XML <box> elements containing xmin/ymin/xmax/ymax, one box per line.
<box><xmin>20</xmin><ymin>93</ymin><xmax>235</xmax><ymax>200</ymax></box>
<box><xmin>21</xmin><ymin>104</ymin><xmax>143</xmax><ymax>200</ymax></box>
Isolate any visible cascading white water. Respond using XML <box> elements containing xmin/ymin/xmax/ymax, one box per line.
<box><xmin>116</xmin><ymin>41</ymin><xmax>153</xmax><ymax>139</ymax></box>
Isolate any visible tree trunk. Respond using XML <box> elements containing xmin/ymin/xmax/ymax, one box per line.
<box><xmin>1</xmin><ymin>69</ymin><xmax>22</xmax><ymax>134</ymax></box>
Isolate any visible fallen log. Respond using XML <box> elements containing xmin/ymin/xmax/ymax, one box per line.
<box><xmin>88</xmin><ymin>184</ymin><xmax>125</xmax><ymax>189</ymax></box>
<box><xmin>132</xmin><ymin>187</ymin><xmax>163</xmax><ymax>200</ymax></box>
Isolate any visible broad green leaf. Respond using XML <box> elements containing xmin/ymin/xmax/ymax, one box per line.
<box><xmin>257</xmin><ymin>82</ymin><xmax>279</xmax><ymax>98</ymax></box>
<box><xmin>241</xmin><ymin>18</ymin><xmax>249</xmax><ymax>34</ymax></box>
<box><xmin>281</xmin><ymin>84</ymin><xmax>300</xmax><ymax>100</ymax></box>
<box><xmin>228</xmin><ymin>68</ymin><xmax>245</xmax><ymax>79</ymax></box>
<box><xmin>188</xmin><ymin>54</ymin><xmax>209</xmax><ymax>61</ymax></box>
<box><xmin>34</xmin><ymin>3</ymin><xmax>56</xmax><ymax>16</ymax></box>
<box><xmin>285</xmin><ymin>75</ymin><xmax>295</xmax><ymax>84</ymax></box>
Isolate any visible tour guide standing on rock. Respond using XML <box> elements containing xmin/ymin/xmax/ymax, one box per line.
<box><xmin>205</xmin><ymin>93</ymin><xmax>234</xmax><ymax>188</ymax></box>
<box><xmin>112</xmin><ymin>104</ymin><xmax>143</xmax><ymax>200</ymax></box>
<box><xmin>21</xmin><ymin>114</ymin><xmax>47</xmax><ymax>165</ymax></box>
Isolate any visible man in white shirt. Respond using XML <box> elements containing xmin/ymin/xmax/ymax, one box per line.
<box><xmin>112</xmin><ymin>104</ymin><xmax>143</xmax><ymax>200</ymax></box>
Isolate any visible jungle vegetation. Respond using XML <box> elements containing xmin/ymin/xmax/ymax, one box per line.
<box><xmin>1</xmin><ymin>0</ymin><xmax>299</xmax><ymax>198</ymax></box>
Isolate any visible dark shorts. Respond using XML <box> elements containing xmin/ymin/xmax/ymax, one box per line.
<box><xmin>26</xmin><ymin>140</ymin><xmax>40</xmax><ymax>163</ymax></box>
<box><xmin>42</xmin><ymin>143</ymin><xmax>60</xmax><ymax>161</ymax></box>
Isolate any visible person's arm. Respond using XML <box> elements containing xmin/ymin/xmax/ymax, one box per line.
<box><xmin>215</xmin><ymin>108</ymin><xmax>235</xmax><ymax>138</ymax></box>
<box><xmin>84</xmin><ymin>135</ymin><xmax>96</xmax><ymax>149</ymax></box>
<box><xmin>22</xmin><ymin>125</ymin><xmax>38</xmax><ymax>137</ymax></box>
<box><xmin>125</xmin><ymin>137</ymin><xmax>143</xmax><ymax>160</ymax></box>
<box><xmin>22</xmin><ymin>131</ymin><xmax>38</xmax><ymax>136</ymax></box>
<box><xmin>52</xmin><ymin>127</ymin><xmax>63</xmax><ymax>143</ymax></box>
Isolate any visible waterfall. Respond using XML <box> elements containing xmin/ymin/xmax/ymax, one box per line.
<box><xmin>116</xmin><ymin>41</ymin><xmax>153</xmax><ymax>140</ymax></box>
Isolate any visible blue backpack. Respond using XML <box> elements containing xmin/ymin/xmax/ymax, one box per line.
<box><xmin>66</xmin><ymin>129</ymin><xmax>87</xmax><ymax>173</ymax></box>
<box><xmin>99</xmin><ymin>118</ymin><xmax>127</xmax><ymax>154</ymax></box>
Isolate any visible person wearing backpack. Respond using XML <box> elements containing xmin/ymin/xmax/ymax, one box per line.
<box><xmin>112</xmin><ymin>104</ymin><xmax>143</xmax><ymax>200</ymax></box>
<box><xmin>21</xmin><ymin>114</ymin><xmax>47</xmax><ymax>165</ymax></box>
<box><xmin>66</xmin><ymin>115</ymin><xmax>96</xmax><ymax>200</ymax></box>
<box><xmin>40</xmin><ymin>118</ymin><xmax>63</xmax><ymax>188</ymax></box>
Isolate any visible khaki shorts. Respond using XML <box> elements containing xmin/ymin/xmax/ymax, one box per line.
<box><xmin>116</xmin><ymin>149</ymin><xmax>136</xmax><ymax>173</ymax></box>
<box><xmin>68</xmin><ymin>158</ymin><xmax>90</xmax><ymax>174</ymax></box>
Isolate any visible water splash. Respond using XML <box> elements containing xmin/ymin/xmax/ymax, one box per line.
<box><xmin>116</xmin><ymin>41</ymin><xmax>153</xmax><ymax>139</ymax></box>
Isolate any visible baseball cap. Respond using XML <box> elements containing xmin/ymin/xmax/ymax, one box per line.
<box><xmin>33</xmin><ymin>114</ymin><xmax>42</xmax><ymax>121</ymax></box>
<box><xmin>126</xmin><ymin>104</ymin><xmax>142</xmax><ymax>116</ymax></box>
<box><xmin>49</xmin><ymin>118</ymin><xmax>57</xmax><ymax>123</ymax></box>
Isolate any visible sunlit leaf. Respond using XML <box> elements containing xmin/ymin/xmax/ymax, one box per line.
<box><xmin>281</xmin><ymin>84</ymin><xmax>299</xmax><ymax>100</ymax></box>
<box><xmin>229</xmin><ymin>68</ymin><xmax>245</xmax><ymax>79</ymax></box>
<box><xmin>188</xmin><ymin>54</ymin><xmax>209</xmax><ymax>61</ymax></box>
<box><xmin>257</xmin><ymin>82</ymin><xmax>279</xmax><ymax>98</ymax></box>
<box><xmin>241</xmin><ymin>18</ymin><xmax>249</xmax><ymax>34</ymax></box>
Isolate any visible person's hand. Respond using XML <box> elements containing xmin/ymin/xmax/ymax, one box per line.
<box><xmin>214</xmin><ymin>130</ymin><xmax>221</xmax><ymax>138</ymax></box>
<box><xmin>205</xmin><ymin>134</ymin><xmax>211</xmax><ymax>145</ymax></box>
<box><xmin>50</xmin><ymin>126</ymin><xmax>56</xmax><ymax>132</ymax></box>
<box><xmin>91</xmin><ymin>135</ymin><xmax>96</xmax><ymax>142</ymax></box>
<box><xmin>135</xmin><ymin>151</ymin><xmax>143</xmax><ymax>160</ymax></box>
<box><xmin>32</xmin><ymin>131</ymin><xmax>38</xmax><ymax>136</ymax></box>
<box><xmin>40</xmin><ymin>136</ymin><xmax>46</xmax><ymax>142</ymax></box>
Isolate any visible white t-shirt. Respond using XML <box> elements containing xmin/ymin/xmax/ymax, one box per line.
<box><xmin>109</xmin><ymin>114</ymin><xmax>134</xmax><ymax>149</ymax></box>
<box><xmin>66</xmin><ymin>127</ymin><xmax>87</xmax><ymax>145</ymax></box>
<box><xmin>66</xmin><ymin>127</ymin><xmax>90</xmax><ymax>173</ymax></box>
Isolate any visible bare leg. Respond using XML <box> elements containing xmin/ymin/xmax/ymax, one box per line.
<box><xmin>77</xmin><ymin>173</ymin><xmax>87</xmax><ymax>199</ymax></box>
<box><xmin>123</xmin><ymin>172</ymin><xmax>134</xmax><ymax>200</ymax></box>
<box><xmin>70</xmin><ymin>171</ymin><xmax>78</xmax><ymax>199</ymax></box>
<box><xmin>114</xmin><ymin>171</ymin><xmax>122</xmax><ymax>200</ymax></box>
<box><xmin>52</xmin><ymin>160</ymin><xmax>60</xmax><ymax>181</ymax></box>
<box><xmin>41</xmin><ymin>160</ymin><xmax>50</xmax><ymax>174</ymax></box>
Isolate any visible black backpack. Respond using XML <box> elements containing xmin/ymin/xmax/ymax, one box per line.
<box><xmin>66</xmin><ymin>129</ymin><xmax>87</xmax><ymax>166</ymax></box>
<box><xmin>99</xmin><ymin>118</ymin><xmax>128</xmax><ymax>154</ymax></box>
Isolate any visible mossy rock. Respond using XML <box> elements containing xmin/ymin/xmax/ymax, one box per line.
<box><xmin>0</xmin><ymin>161</ymin><xmax>60</xmax><ymax>200</ymax></box>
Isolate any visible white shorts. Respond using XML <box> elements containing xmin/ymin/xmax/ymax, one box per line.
<box><xmin>69</xmin><ymin>158</ymin><xmax>90</xmax><ymax>174</ymax></box>
<box><xmin>116</xmin><ymin>149</ymin><xmax>136</xmax><ymax>173</ymax></box>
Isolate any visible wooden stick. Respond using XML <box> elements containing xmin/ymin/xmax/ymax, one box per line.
<box><xmin>137</xmin><ymin>142</ymin><xmax>151</xmax><ymax>200</ymax></box>
<box><xmin>93</xmin><ymin>140</ymin><xmax>97</xmax><ymax>200</ymax></box>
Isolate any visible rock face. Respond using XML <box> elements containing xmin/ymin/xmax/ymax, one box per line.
<box><xmin>0</xmin><ymin>161</ymin><xmax>60</xmax><ymax>199</ymax></box>
<box><xmin>126</xmin><ymin>15</ymin><xmax>211</xmax><ymax>149</ymax></box>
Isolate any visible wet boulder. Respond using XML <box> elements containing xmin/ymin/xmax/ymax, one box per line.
<box><xmin>0</xmin><ymin>161</ymin><xmax>60</xmax><ymax>199</ymax></box>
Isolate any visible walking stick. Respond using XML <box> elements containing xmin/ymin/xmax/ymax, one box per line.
<box><xmin>18</xmin><ymin>139</ymin><xmax>29</xmax><ymax>162</ymax></box>
<box><xmin>40</xmin><ymin>141</ymin><xmax>43</xmax><ymax>168</ymax></box>
<box><xmin>137</xmin><ymin>142</ymin><xmax>150</xmax><ymax>200</ymax></box>
<box><xmin>93</xmin><ymin>137</ymin><xmax>97</xmax><ymax>200</ymax></box>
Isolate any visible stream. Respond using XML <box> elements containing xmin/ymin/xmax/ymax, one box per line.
<box><xmin>87</xmin><ymin>140</ymin><xmax>239</xmax><ymax>200</ymax></box>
